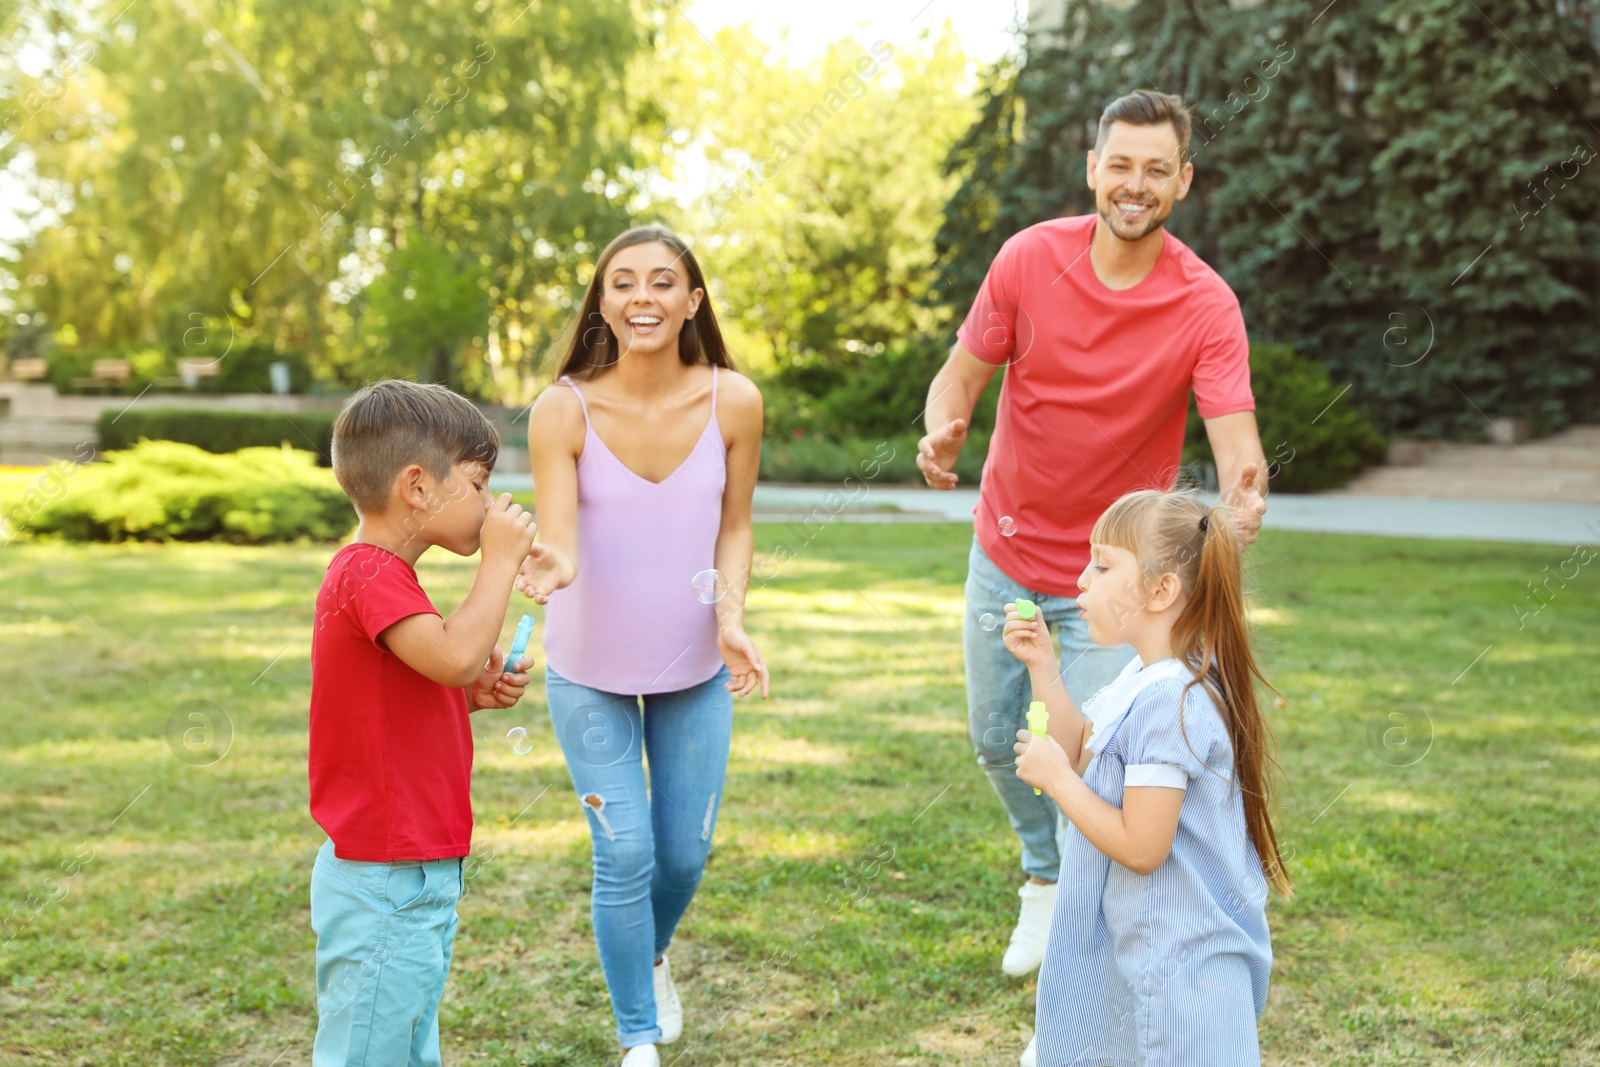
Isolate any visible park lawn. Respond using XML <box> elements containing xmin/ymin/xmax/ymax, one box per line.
<box><xmin>1</xmin><ymin>524</ymin><xmax>1597</xmax><ymax>1066</ymax></box>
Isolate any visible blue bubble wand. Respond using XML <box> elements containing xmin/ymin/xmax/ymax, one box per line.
<box><xmin>503</xmin><ymin>614</ymin><xmax>534</xmax><ymax>675</ymax></box>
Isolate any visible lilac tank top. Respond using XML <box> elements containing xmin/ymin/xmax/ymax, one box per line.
<box><xmin>541</xmin><ymin>367</ymin><xmax>728</xmax><ymax>695</ymax></box>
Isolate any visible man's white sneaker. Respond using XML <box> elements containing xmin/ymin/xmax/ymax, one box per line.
<box><xmin>1020</xmin><ymin>1034</ymin><xmax>1037</xmax><ymax>1067</ymax></box>
<box><xmin>653</xmin><ymin>954</ymin><xmax>683</xmax><ymax>1044</ymax></box>
<box><xmin>621</xmin><ymin>1044</ymin><xmax>659</xmax><ymax>1067</ymax></box>
<box><xmin>1001</xmin><ymin>880</ymin><xmax>1057</xmax><ymax>976</ymax></box>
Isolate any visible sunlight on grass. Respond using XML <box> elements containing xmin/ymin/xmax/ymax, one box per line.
<box><xmin>2</xmin><ymin>526</ymin><xmax>1597</xmax><ymax>1065</ymax></box>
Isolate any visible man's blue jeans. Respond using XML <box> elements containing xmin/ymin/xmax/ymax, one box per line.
<box><xmin>964</xmin><ymin>535</ymin><xmax>1136</xmax><ymax>882</ymax></box>
<box><xmin>546</xmin><ymin>663</ymin><xmax>734</xmax><ymax>1049</ymax></box>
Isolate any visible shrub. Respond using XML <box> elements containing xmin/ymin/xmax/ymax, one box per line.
<box><xmin>48</xmin><ymin>346</ymin><xmax>170</xmax><ymax>395</ymax></box>
<box><xmin>1184</xmin><ymin>343</ymin><xmax>1387</xmax><ymax>493</ymax></box>
<box><xmin>97</xmin><ymin>408</ymin><xmax>337</xmax><ymax>465</ymax></box>
<box><xmin>24</xmin><ymin>440</ymin><xmax>353</xmax><ymax>543</ymax></box>
<box><xmin>210</xmin><ymin>339</ymin><xmax>315</xmax><ymax>395</ymax></box>
<box><xmin>762</xmin><ymin>334</ymin><xmax>1001</xmax><ymax>441</ymax></box>
<box><xmin>761</xmin><ymin>428</ymin><xmax>990</xmax><ymax>485</ymax></box>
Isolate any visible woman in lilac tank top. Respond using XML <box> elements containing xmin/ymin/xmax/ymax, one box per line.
<box><xmin>514</xmin><ymin>226</ymin><xmax>767</xmax><ymax>1067</ymax></box>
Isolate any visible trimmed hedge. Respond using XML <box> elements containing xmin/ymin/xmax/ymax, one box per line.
<box><xmin>97</xmin><ymin>408</ymin><xmax>337</xmax><ymax>465</ymax></box>
<box><xmin>23</xmin><ymin>440</ymin><xmax>352</xmax><ymax>543</ymax></box>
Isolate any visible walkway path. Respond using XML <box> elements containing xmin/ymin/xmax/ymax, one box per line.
<box><xmin>486</xmin><ymin>476</ymin><xmax>1598</xmax><ymax>547</ymax></box>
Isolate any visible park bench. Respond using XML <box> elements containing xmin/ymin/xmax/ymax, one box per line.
<box><xmin>5</xmin><ymin>358</ymin><xmax>48</xmax><ymax>381</ymax></box>
<box><xmin>72</xmin><ymin>358</ymin><xmax>132</xmax><ymax>393</ymax></box>
<box><xmin>155</xmin><ymin>358</ymin><xmax>222</xmax><ymax>391</ymax></box>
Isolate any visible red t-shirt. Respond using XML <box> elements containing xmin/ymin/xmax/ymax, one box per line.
<box><xmin>309</xmin><ymin>542</ymin><xmax>474</xmax><ymax>861</ymax></box>
<box><xmin>957</xmin><ymin>214</ymin><xmax>1254</xmax><ymax>596</ymax></box>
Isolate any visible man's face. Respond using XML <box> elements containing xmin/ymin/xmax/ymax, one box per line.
<box><xmin>1086</xmin><ymin>121</ymin><xmax>1194</xmax><ymax>242</ymax></box>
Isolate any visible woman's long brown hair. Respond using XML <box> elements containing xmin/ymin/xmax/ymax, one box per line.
<box><xmin>551</xmin><ymin>225</ymin><xmax>736</xmax><ymax>381</ymax></box>
<box><xmin>1091</xmin><ymin>489</ymin><xmax>1292</xmax><ymax>897</ymax></box>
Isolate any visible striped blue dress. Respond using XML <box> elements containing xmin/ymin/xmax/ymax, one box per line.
<box><xmin>1034</xmin><ymin>656</ymin><xmax>1272</xmax><ymax>1067</ymax></box>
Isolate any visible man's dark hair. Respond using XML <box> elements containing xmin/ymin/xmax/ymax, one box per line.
<box><xmin>1095</xmin><ymin>90</ymin><xmax>1193</xmax><ymax>165</ymax></box>
<box><xmin>331</xmin><ymin>379</ymin><xmax>499</xmax><ymax>514</ymax></box>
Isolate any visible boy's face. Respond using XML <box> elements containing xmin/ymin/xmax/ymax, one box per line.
<box><xmin>425</xmin><ymin>459</ymin><xmax>495</xmax><ymax>556</ymax></box>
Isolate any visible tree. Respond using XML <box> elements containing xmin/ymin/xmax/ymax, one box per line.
<box><xmin>1</xmin><ymin>0</ymin><xmax>655</xmax><ymax>400</ymax></box>
<box><xmin>655</xmin><ymin>22</ymin><xmax>979</xmax><ymax>382</ymax></box>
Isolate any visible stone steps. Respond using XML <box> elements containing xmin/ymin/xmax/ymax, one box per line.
<box><xmin>1343</xmin><ymin>424</ymin><xmax>1600</xmax><ymax>503</ymax></box>
<box><xmin>0</xmin><ymin>416</ymin><xmax>98</xmax><ymax>466</ymax></box>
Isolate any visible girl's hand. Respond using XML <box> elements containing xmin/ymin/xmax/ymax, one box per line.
<box><xmin>717</xmin><ymin>626</ymin><xmax>770</xmax><ymax>699</ymax></box>
<box><xmin>1001</xmin><ymin>602</ymin><xmax>1053</xmax><ymax>670</ymax></box>
<box><xmin>1013</xmin><ymin>726</ymin><xmax>1074</xmax><ymax>795</ymax></box>
<box><xmin>514</xmin><ymin>544</ymin><xmax>564</xmax><ymax>604</ymax></box>
<box><xmin>468</xmin><ymin>646</ymin><xmax>533</xmax><ymax>710</ymax></box>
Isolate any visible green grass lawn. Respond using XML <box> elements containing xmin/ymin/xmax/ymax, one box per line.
<box><xmin>2</xmin><ymin>525</ymin><xmax>1597</xmax><ymax>1065</ymax></box>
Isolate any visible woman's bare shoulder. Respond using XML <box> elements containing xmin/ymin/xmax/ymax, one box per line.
<box><xmin>716</xmin><ymin>365</ymin><xmax>764</xmax><ymax>413</ymax></box>
<box><xmin>529</xmin><ymin>381</ymin><xmax>586</xmax><ymax>449</ymax></box>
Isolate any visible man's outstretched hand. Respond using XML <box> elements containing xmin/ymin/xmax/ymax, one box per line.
<box><xmin>917</xmin><ymin>418</ymin><xmax>968</xmax><ymax>490</ymax></box>
<box><xmin>1224</xmin><ymin>461</ymin><xmax>1268</xmax><ymax>547</ymax></box>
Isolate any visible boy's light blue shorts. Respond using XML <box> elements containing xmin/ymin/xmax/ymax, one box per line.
<box><xmin>310</xmin><ymin>838</ymin><xmax>464</xmax><ymax>1067</ymax></box>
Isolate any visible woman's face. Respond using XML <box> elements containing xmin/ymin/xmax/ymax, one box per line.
<box><xmin>598</xmin><ymin>240</ymin><xmax>704</xmax><ymax>361</ymax></box>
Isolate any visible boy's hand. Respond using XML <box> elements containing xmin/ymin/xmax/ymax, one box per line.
<box><xmin>481</xmin><ymin>493</ymin><xmax>536</xmax><ymax>567</ymax></box>
<box><xmin>514</xmin><ymin>544</ymin><xmax>564</xmax><ymax>604</ymax></box>
<box><xmin>468</xmin><ymin>646</ymin><xmax>533</xmax><ymax>710</ymax></box>
<box><xmin>1001</xmin><ymin>602</ymin><xmax>1053</xmax><ymax>670</ymax></box>
<box><xmin>1013</xmin><ymin>727</ymin><xmax>1073</xmax><ymax>795</ymax></box>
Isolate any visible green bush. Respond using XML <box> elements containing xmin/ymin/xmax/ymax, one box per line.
<box><xmin>761</xmin><ymin>428</ymin><xmax>991</xmax><ymax>485</ymax></box>
<box><xmin>762</xmin><ymin>334</ymin><xmax>1000</xmax><ymax>441</ymax></box>
<box><xmin>25</xmin><ymin>440</ymin><xmax>353</xmax><ymax>543</ymax></box>
<box><xmin>1184</xmin><ymin>343</ymin><xmax>1387</xmax><ymax>493</ymax></box>
<box><xmin>47</xmin><ymin>346</ymin><xmax>171</xmax><ymax>395</ymax></box>
<box><xmin>209</xmin><ymin>339</ymin><xmax>315</xmax><ymax>395</ymax></box>
<box><xmin>98</xmin><ymin>408</ymin><xmax>337</xmax><ymax>465</ymax></box>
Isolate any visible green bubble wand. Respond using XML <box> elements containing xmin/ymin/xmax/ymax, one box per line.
<box><xmin>1025</xmin><ymin>699</ymin><xmax>1048</xmax><ymax>795</ymax></box>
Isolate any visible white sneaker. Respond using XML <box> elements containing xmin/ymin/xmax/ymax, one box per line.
<box><xmin>653</xmin><ymin>954</ymin><xmax>683</xmax><ymax>1044</ymax></box>
<box><xmin>1020</xmin><ymin>1034</ymin><xmax>1037</xmax><ymax>1067</ymax></box>
<box><xmin>621</xmin><ymin>1044</ymin><xmax>659</xmax><ymax>1067</ymax></box>
<box><xmin>1001</xmin><ymin>880</ymin><xmax>1057</xmax><ymax>976</ymax></box>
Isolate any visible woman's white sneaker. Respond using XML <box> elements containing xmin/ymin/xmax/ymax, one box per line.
<box><xmin>621</xmin><ymin>1044</ymin><xmax>659</xmax><ymax>1067</ymax></box>
<box><xmin>1001</xmin><ymin>880</ymin><xmax>1057</xmax><ymax>976</ymax></box>
<box><xmin>653</xmin><ymin>954</ymin><xmax>683</xmax><ymax>1044</ymax></box>
<box><xmin>1019</xmin><ymin>1034</ymin><xmax>1037</xmax><ymax>1067</ymax></box>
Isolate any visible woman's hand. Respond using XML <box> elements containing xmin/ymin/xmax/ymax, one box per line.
<box><xmin>514</xmin><ymin>544</ymin><xmax>566</xmax><ymax>604</ymax></box>
<box><xmin>1013</xmin><ymin>726</ymin><xmax>1074</xmax><ymax>796</ymax></box>
<box><xmin>1001</xmin><ymin>601</ymin><xmax>1053</xmax><ymax>670</ymax></box>
<box><xmin>717</xmin><ymin>626</ymin><xmax>770</xmax><ymax>699</ymax></box>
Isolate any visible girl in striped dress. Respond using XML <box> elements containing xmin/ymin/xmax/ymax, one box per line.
<box><xmin>1005</xmin><ymin>488</ymin><xmax>1291</xmax><ymax>1067</ymax></box>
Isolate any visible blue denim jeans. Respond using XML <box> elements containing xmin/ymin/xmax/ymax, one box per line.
<box><xmin>546</xmin><ymin>663</ymin><xmax>734</xmax><ymax>1049</ymax></box>
<box><xmin>309</xmin><ymin>839</ymin><xmax>464</xmax><ymax>1067</ymax></box>
<box><xmin>964</xmin><ymin>535</ymin><xmax>1136</xmax><ymax>882</ymax></box>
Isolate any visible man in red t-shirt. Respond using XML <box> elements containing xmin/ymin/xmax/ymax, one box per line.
<box><xmin>308</xmin><ymin>380</ymin><xmax>538</xmax><ymax>1067</ymax></box>
<box><xmin>916</xmin><ymin>91</ymin><xmax>1269</xmax><ymax>995</ymax></box>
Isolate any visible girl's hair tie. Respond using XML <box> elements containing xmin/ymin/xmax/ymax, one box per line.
<box><xmin>1199</xmin><ymin>513</ymin><xmax>1210</xmax><ymax>533</ymax></box>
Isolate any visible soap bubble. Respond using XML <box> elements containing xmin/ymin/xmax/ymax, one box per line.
<box><xmin>980</xmin><ymin>613</ymin><xmax>1000</xmax><ymax>632</ymax></box>
<box><xmin>506</xmin><ymin>727</ymin><xmax>533</xmax><ymax>756</ymax></box>
<box><xmin>691</xmin><ymin>568</ymin><xmax>727</xmax><ymax>604</ymax></box>
<box><xmin>997</xmin><ymin>515</ymin><xmax>1017</xmax><ymax>537</ymax></box>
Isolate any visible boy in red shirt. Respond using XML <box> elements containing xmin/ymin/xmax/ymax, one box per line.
<box><xmin>309</xmin><ymin>379</ymin><xmax>536</xmax><ymax>1067</ymax></box>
